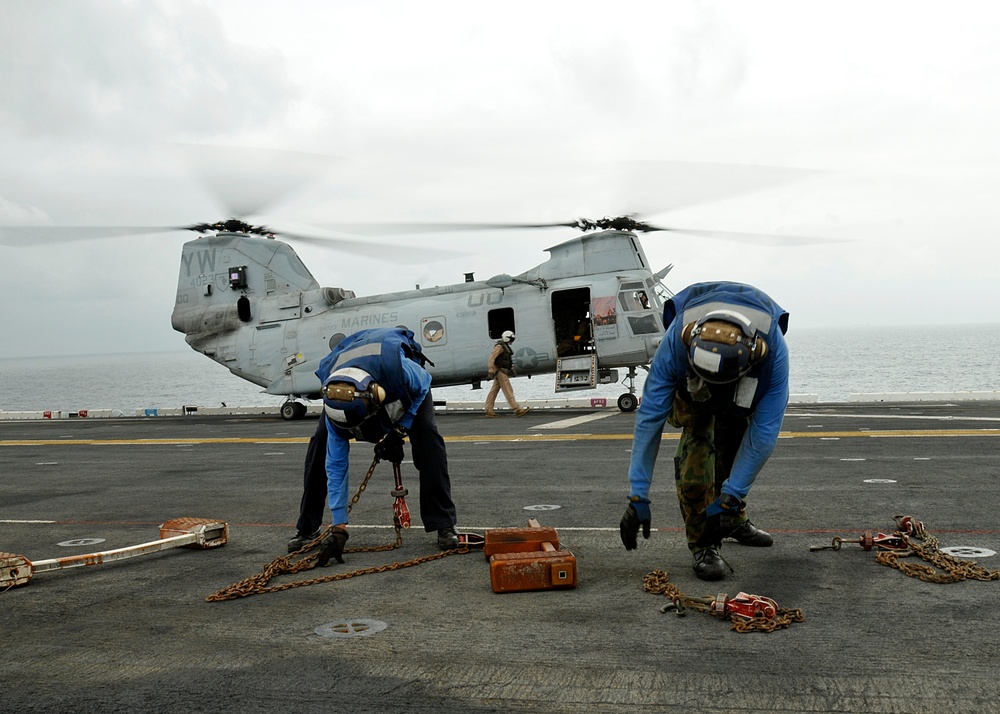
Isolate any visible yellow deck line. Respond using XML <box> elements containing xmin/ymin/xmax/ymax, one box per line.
<box><xmin>2</xmin><ymin>428</ymin><xmax>1000</xmax><ymax>447</ymax></box>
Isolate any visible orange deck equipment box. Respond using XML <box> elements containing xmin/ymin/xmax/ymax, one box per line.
<box><xmin>485</xmin><ymin>520</ymin><xmax>577</xmax><ymax>593</ymax></box>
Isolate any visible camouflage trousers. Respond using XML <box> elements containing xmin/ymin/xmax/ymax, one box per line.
<box><xmin>667</xmin><ymin>395</ymin><xmax>750</xmax><ymax>550</ymax></box>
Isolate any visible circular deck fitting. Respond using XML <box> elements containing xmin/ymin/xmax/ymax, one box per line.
<box><xmin>57</xmin><ymin>538</ymin><xmax>106</xmax><ymax>547</ymax></box>
<box><xmin>523</xmin><ymin>504</ymin><xmax>561</xmax><ymax>511</ymax></box>
<box><xmin>940</xmin><ymin>546</ymin><xmax>996</xmax><ymax>559</ymax></box>
<box><xmin>314</xmin><ymin>619</ymin><xmax>388</xmax><ymax>639</ymax></box>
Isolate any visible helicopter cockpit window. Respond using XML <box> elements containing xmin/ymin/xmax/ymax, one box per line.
<box><xmin>617</xmin><ymin>286</ymin><xmax>650</xmax><ymax>313</ymax></box>
<box><xmin>626</xmin><ymin>312</ymin><xmax>660</xmax><ymax>335</ymax></box>
<box><xmin>617</xmin><ymin>282</ymin><xmax>658</xmax><ymax>335</ymax></box>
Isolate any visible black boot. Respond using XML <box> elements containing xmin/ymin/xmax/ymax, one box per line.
<box><xmin>727</xmin><ymin>520</ymin><xmax>774</xmax><ymax>547</ymax></box>
<box><xmin>437</xmin><ymin>527</ymin><xmax>460</xmax><ymax>550</ymax></box>
<box><xmin>287</xmin><ymin>529</ymin><xmax>321</xmax><ymax>553</ymax></box>
<box><xmin>692</xmin><ymin>546</ymin><xmax>727</xmax><ymax>581</ymax></box>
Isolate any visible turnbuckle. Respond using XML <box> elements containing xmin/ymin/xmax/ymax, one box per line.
<box><xmin>660</xmin><ymin>591</ymin><xmax>779</xmax><ymax>620</ymax></box>
<box><xmin>391</xmin><ymin>462</ymin><xmax>411</xmax><ymax>529</ymax></box>
<box><xmin>810</xmin><ymin>531</ymin><xmax>910</xmax><ymax>552</ymax></box>
<box><xmin>720</xmin><ymin>592</ymin><xmax>779</xmax><ymax>620</ymax></box>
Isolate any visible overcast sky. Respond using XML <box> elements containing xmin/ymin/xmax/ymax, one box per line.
<box><xmin>2</xmin><ymin>0</ymin><xmax>999</xmax><ymax>360</ymax></box>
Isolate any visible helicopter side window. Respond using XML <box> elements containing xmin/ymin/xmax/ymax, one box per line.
<box><xmin>487</xmin><ymin>307</ymin><xmax>515</xmax><ymax>340</ymax></box>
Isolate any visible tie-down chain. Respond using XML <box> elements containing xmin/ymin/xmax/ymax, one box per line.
<box><xmin>811</xmin><ymin>514</ymin><xmax>1000</xmax><ymax>584</ymax></box>
<box><xmin>642</xmin><ymin>569</ymin><xmax>805</xmax><ymax>633</ymax></box>
<box><xmin>206</xmin><ymin>455</ymin><xmax>476</xmax><ymax>602</ymax></box>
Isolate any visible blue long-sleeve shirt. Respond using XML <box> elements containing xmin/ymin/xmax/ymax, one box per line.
<box><xmin>324</xmin><ymin>357</ymin><xmax>431</xmax><ymax>525</ymax></box>
<box><xmin>628</xmin><ymin>283</ymin><xmax>789</xmax><ymax>504</ymax></box>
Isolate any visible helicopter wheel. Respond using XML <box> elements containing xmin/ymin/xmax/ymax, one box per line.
<box><xmin>280</xmin><ymin>400</ymin><xmax>308</xmax><ymax>421</ymax></box>
<box><xmin>617</xmin><ymin>393</ymin><xmax>638</xmax><ymax>413</ymax></box>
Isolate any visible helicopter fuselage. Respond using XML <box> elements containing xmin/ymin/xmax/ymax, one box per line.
<box><xmin>171</xmin><ymin>230</ymin><xmax>666</xmax><ymax>410</ymax></box>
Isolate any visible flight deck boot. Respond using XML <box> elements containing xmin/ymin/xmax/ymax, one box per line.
<box><xmin>437</xmin><ymin>527</ymin><xmax>460</xmax><ymax>550</ymax></box>
<box><xmin>727</xmin><ymin>520</ymin><xmax>774</xmax><ymax>547</ymax></box>
<box><xmin>692</xmin><ymin>546</ymin><xmax>727</xmax><ymax>581</ymax></box>
<box><xmin>287</xmin><ymin>529</ymin><xmax>322</xmax><ymax>553</ymax></box>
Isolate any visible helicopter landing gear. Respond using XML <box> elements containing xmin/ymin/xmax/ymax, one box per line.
<box><xmin>280</xmin><ymin>398</ymin><xmax>309</xmax><ymax>421</ymax></box>
<box><xmin>617</xmin><ymin>366</ymin><xmax>640</xmax><ymax>413</ymax></box>
<box><xmin>617</xmin><ymin>393</ymin><xmax>638</xmax><ymax>413</ymax></box>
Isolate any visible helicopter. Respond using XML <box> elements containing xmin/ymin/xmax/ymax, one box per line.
<box><xmin>2</xmin><ymin>151</ymin><xmax>828</xmax><ymax>418</ymax></box>
<box><xmin>173</xmin><ymin>216</ymin><xmax>675</xmax><ymax>418</ymax></box>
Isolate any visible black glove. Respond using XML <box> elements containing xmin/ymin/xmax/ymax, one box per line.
<box><xmin>374</xmin><ymin>427</ymin><xmax>406</xmax><ymax>463</ymax></box>
<box><xmin>620</xmin><ymin>498</ymin><xmax>651</xmax><ymax>550</ymax></box>
<box><xmin>315</xmin><ymin>528</ymin><xmax>349</xmax><ymax>567</ymax></box>
<box><xmin>696</xmin><ymin>494</ymin><xmax>743</xmax><ymax>548</ymax></box>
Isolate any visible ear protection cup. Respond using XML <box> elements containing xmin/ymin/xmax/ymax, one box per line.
<box><xmin>681</xmin><ymin>321</ymin><xmax>697</xmax><ymax>347</ymax></box>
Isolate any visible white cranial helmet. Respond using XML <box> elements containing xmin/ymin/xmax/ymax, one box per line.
<box><xmin>501</xmin><ymin>330</ymin><xmax>515</xmax><ymax>343</ymax></box>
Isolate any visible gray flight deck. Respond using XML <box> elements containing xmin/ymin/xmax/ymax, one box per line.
<box><xmin>2</xmin><ymin>401</ymin><xmax>999</xmax><ymax>713</ymax></box>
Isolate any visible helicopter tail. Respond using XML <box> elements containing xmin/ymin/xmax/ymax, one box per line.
<box><xmin>171</xmin><ymin>232</ymin><xmax>321</xmax><ymax>349</ymax></box>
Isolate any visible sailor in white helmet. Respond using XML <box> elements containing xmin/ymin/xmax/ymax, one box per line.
<box><xmin>484</xmin><ymin>330</ymin><xmax>529</xmax><ymax>417</ymax></box>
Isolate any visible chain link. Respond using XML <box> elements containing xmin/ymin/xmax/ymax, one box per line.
<box><xmin>206</xmin><ymin>456</ymin><xmax>472</xmax><ymax>602</ymax></box>
<box><xmin>642</xmin><ymin>569</ymin><xmax>804</xmax><ymax>633</ymax></box>
<box><xmin>874</xmin><ymin>526</ymin><xmax>1000</xmax><ymax>584</ymax></box>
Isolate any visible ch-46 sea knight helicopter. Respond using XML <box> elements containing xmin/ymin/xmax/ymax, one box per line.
<box><xmin>3</xmin><ymin>151</ymin><xmax>826</xmax><ymax>419</ymax></box>
<box><xmin>172</xmin><ymin>214</ymin><xmax>677</xmax><ymax>418</ymax></box>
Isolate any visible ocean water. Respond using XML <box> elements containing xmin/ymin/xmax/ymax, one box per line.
<box><xmin>1</xmin><ymin>324</ymin><xmax>998</xmax><ymax>414</ymax></box>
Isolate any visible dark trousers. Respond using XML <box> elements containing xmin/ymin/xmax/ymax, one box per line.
<box><xmin>295</xmin><ymin>393</ymin><xmax>457</xmax><ymax>534</ymax></box>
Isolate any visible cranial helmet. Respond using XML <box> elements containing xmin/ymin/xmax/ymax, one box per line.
<box><xmin>501</xmin><ymin>330</ymin><xmax>515</xmax><ymax>343</ymax></box>
<box><xmin>680</xmin><ymin>310</ymin><xmax>768</xmax><ymax>384</ymax></box>
<box><xmin>322</xmin><ymin>367</ymin><xmax>387</xmax><ymax>427</ymax></box>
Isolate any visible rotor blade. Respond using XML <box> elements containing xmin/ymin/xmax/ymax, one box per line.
<box><xmin>275</xmin><ymin>230</ymin><xmax>467</xmax><ymax>264</ymax></box>
<box><xmin>309</xmin><ymin>221</ymin><xmax>581</xmax><ymax>235</ymax></box>
<box><xmin>649</xmin><ymin>226</ymin><xmax>849</xmax><ymax>246</ymax></box>
<box><xmin>0</xmin><ymin>225</ymin><xmax>182</xmax><ymax>246</ymax></box>
<box><xmin>175</xmin><ymin>144</ymin><xmax>343</xmax><ymax>219</ymax></box>
<box><xmin>610</xmin><ymin>160</ymin><xmax>825</xmax><ymax>217</ymax></box>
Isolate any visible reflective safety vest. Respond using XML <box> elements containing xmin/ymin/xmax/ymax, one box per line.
<box><xmin>663</xmin><ymin>282</ymin><xmax>789</xmax><ymax>415</ymax></box>
<box><xmin>315</xmin><ymin>327</ymin><xmax>429</xmax><ymax>442</ymax></box>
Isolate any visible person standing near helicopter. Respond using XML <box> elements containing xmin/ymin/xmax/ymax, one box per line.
<box><xmin>484</xmin><ymin>330</ymin><xmax>530</xmax><ymax>417</ymax></box>
<box><xmin>619</xmin><ymin>281</ymin><xmax>789</xmax><ymax>581</ymax></box>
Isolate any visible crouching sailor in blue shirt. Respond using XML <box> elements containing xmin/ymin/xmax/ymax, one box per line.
<box><xmin>619</xmin><ymin>282</ymin><xmax>790</xmax><ymax>581</ymax></box>
<box><xmin>298</xmin><ymin>327</ymin><xmax>460</xmax><ymax>566</ymax></box>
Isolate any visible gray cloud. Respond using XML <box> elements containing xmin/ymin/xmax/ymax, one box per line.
<box><xmin>1</xmin><ymin>0</ymin><xmax>1000</xmax><ymax>360</ymax></box>
<box><xmin>0</xmin><ymin>0</ymin><xmax>294</xmax><ymax>141</ymax></box>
